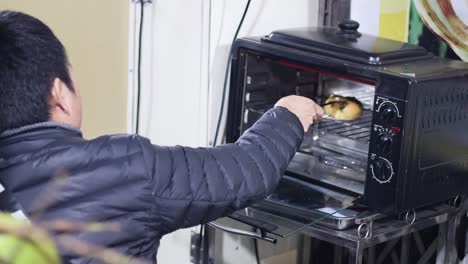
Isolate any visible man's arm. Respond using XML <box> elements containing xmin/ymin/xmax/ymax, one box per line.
<box><xmin>140</xmin><ymin>96</ymin><xmax>323</xmax><ymax>235</ymax></box>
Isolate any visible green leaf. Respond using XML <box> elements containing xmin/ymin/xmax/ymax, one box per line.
<box><xmin>0</xmin><ymin>213</ymin><xmax>60</xmax><ymax>264</ymax></box>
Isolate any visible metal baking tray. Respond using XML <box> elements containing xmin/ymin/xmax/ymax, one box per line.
<box><xmin>251</xmin><ymin>175</ymin><xmax>364</xmax><ymax>230</ymax></box>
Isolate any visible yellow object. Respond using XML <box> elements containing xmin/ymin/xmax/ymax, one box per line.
<box><xmin>324</xmin><ymin>96</ymin><xmax>363</xmax><ymax>121</ymax></box>
<box><xmin>0</xmin><ymin>1</ymin><xmax>129</xmax><ymax>138</ymax></box>
<box><xmin>0</xmin><ymin>213</ymin><xmax>60</xmax><ymax>264</ymax></box>
<box><xmin>379</xmin><ymin>0</ymin><xmax>411</xmax><ymax>42</ymax></box>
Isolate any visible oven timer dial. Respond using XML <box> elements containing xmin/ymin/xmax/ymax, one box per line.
<box><xmin>377</xmin><ymin>101</ymin><xmax>400</xmax><ymax>126</ymax></box>
<box><xmin>370</xmin><ymin>157</ymin><xmax>394</xmax><ymax>184</ymax></box>
<box><xmin>377</xmin><ymin>133</ymin><xmax>393</xmax><ymax>154</ymax></box>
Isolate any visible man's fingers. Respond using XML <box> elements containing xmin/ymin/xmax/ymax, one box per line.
<box><xmin>310</xmin><ymin>104</ymin><xmax>323</xmax><ymax>123</ymax></box>
<box><xmin>275</xmin><ymin>95</ymin><xmax>324</xmax><ymax>132</ymax></box>
<box><xmin>312</xmin><ymin>103</ymin><xmax>325</xmax><ymax>116</ymax></box>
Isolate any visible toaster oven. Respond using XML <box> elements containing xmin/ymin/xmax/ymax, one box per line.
<box><xmin>225</xmin><ymin>20</ymin><xmax>468</xmax><ymax>216</ymax></box>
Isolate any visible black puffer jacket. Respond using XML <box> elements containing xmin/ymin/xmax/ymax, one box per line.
<box><xmin>0</xmin><ymin>106</ymin><xmax>303</xmax><ymax>263</ymax></box>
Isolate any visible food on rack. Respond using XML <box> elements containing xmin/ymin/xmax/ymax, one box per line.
<box><xmin>323</xmin><ymin>95</ymin><xmax>363</xmax><ymax>121</ymax></box>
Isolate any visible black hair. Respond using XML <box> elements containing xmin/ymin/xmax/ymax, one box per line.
<box><xmin>0</xmin><ymin>10</ymin><xmax>73</xmax><ymax>133</ymax></box>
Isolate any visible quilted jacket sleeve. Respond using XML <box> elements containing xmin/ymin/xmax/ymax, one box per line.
<box><xmin>141</xmin><ymin>106</ymin><xmax>304</xmax><ymax>234</ymax></box>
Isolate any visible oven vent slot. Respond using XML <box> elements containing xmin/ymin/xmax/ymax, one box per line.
<box><xmin>421</xmin><ymin>106</ymin><xmax>468</xmax><ymax>129</ymax></box>
<box><xmin>423</xmin><ymin>86</ymin><xmax>468</xmax><ymax>108</ymax></box>
<box><xmin>421</xmin><ymin>86</ymin><xmax>468</xmax><ymax>129</ymax></box>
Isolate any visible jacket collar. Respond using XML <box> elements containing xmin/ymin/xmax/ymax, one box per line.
<box><xmin>0</xmin><ymin>122</ymin><xmax>83</xmax><ymax>139</ymax></box>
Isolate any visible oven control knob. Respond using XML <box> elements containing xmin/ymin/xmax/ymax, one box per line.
<box><xmin>377</xmin><ymin>133</ymin><xmax>393</xmax><ymax>154</ymax></box>
<box><xmin>380</xmin><ymin>103</ymin><xmax>398</xmax><ymax>125</ymax></box>
<box><xmin>371</xmin><ymin>158</ymin><xmax>393</xmax><ymax>183</ymax></box>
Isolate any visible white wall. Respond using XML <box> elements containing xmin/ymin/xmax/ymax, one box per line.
<box><xmin>136</xmin><ymin>0</ymin><xmax>320</xmax><ymax>147</ymax></box>
<box><xmin>133</xmin><ymin>0</ymin><xmax>210</xmax><ymax>147</ymax></box>
<box><xmin>132</xmin><ymin>0</ymin><xmax>320</xmax><ymax>263</ymax></box>
<box><xmin>350</xmin><ymin>0</ymin><xmax>381</xmax><ymax>35</ymax></box>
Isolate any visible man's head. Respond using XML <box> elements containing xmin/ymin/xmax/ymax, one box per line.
<box><xmin>0</xmin><ymin>11</ymin><xmax>82</xmax><ymax>133</ymax></box>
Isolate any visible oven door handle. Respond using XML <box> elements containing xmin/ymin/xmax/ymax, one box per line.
<box><xmin>207</xmin><ymin>221</ymin><xmax>277</xmax><ymax>244</ymax></box>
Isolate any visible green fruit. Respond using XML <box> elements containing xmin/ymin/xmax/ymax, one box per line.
<box><xmin>0</xmin><ymin>213</ymin><xmax>60</xmax><ymax>264</ymax></box>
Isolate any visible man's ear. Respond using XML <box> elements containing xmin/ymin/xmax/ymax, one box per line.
<box><xmin>50</xmin><ymin>77</ymin><xmax>70</xmax><ymax>115</ymax></box>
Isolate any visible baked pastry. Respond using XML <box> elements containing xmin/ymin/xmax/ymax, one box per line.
<box><xmin>323</xmin><ymin>95</ymin><xmax>363</xmax><ymax>120</ymax></box>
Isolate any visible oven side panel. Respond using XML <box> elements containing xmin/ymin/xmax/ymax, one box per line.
<box><xmin>363</xmin><ymin>76</ymin><xmax>409</xmax><ymax>214</ymax></box>
<box><xmin>226</xmin><ymin>45</ymin><xmax>248</xmax><ymax>143</ymax></box>
<box><xmin>401</xmin><ymin>74</ymin><xmax>468</xmax><ymax>212</ymax></box>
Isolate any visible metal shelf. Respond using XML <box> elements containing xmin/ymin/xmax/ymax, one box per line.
<box><xmin>318</xmin><ymin>110</ymin><xmax>373</xmax><ymax>143</ymax></box>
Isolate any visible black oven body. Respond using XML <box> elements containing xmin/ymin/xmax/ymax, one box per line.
<box><xmin>225</xmin><ymin>23</ymin><xmax>468</xmax><ymax>215</ymax></box>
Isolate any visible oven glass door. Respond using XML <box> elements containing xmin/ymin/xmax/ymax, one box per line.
<box><xmin>225</xmin><ymin>51</ymin><xmax>377</xmax><ymax>236</ymax></box>
<box><xmin>240</xmin><ymin>51</ymin><xmax>375</xmax><ymax>194</ymax></box>
<box><xmin>214</xmin><ymin>175</ymin><xmax>365</xmax><ymax>241</ymax></box>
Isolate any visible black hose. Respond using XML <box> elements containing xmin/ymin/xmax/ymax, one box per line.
<box><xmin>135</xmin><ymin>0</ymin><xmax>145</xmax><ymax>134</ymax></box>
<box><xmin>212</xmin><ymin>0</ymin><xmax>252</xmax><ymax>146</ymax></box>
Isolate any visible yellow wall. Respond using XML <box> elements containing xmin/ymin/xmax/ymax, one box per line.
<box><xmin>0</xmin><ymin>1</ymin><xmax>129</xmax><ymax>138</ymax></box>
<box><xmin>379</xmin><ymin>0</ymin><xmax>411</xmax><ymax>42</ymax></box>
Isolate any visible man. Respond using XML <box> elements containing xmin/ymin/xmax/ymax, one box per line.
<box><xmin>0</xmin><ymin>10</ymin><xmax>324</xmax><ymax>263</ymax></box>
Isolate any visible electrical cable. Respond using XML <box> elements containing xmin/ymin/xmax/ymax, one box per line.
<box><xmin>212</xmin><ymin>0</ymin><xmax>252</xmax><ymax>146</ymax></box>
<box><xmin>135</xmin><ymin>0</ymin><xmax>145</xmax><ymax>134</ymax></box>
<box><xmin>210</xmin><ymin>1</ymin><xmax>254</xmax><ymax>262</ymax></box>
<box><xmin>202</xmin><ymin>225</ymin><xmax>210</xmax><ymax>264</ymax></box>
<box><xmin>197</xmin><ymin>224</ymin><xmax>204</xmax><ymax>264</ymax></box>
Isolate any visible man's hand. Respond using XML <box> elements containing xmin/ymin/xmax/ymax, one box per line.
<box><xmin>275</xmin><ymin>95</ymin><xmax>324</xmax><ymax>132</ymax></box>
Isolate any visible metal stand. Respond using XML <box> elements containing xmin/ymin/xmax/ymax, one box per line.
<box><xmin>238</xmin><ymin>203</ymin><xmax>461</xmax><ymax>264</ymax></box>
